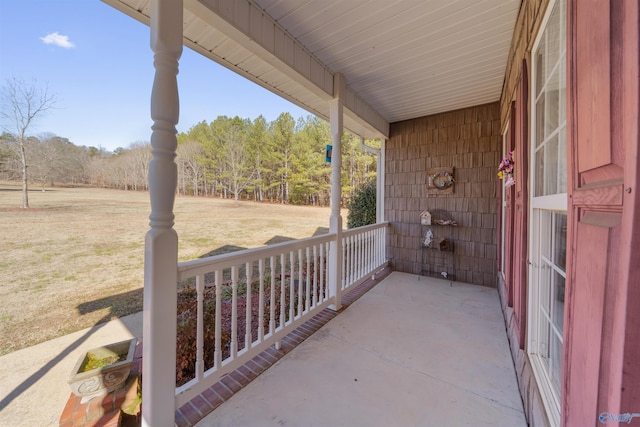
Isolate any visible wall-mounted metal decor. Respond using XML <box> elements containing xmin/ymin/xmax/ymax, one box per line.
<box><xmin>426</xmin><ymin>167</ymin><xmax>455</xmax><ymax>195</ymax></box>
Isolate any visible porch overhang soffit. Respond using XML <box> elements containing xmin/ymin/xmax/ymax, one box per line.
<box><xmin>102</xmin><ymin>0</ymin><xmax>389</xmax><ymax>140</ymax></box>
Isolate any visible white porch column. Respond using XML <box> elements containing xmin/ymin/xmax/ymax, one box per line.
<box><xmin>143</xmin><ymin>1</ymin><xmax>182</xmax><ymax>426</ymax></box>
<box><xmin>378</xmin><ymin>139</ymin><xmax>385</xmax><ymax>223</ymax></box>
<box><xmin>328</xmin><ymin>74</ymin><xmax>344</xmax><ymax>311</ymax></box>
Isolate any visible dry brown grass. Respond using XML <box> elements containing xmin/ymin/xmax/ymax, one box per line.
<box><xmin>0</xmin><ymin>182</ymin><xmax>342</xmax><ymax>355</ymax></box>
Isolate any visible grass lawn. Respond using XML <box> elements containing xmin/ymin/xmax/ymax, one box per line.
<box><xmin>0</xmin><ymin>182</ymin><xmax>342</xmax><ymax>355</ymax></box>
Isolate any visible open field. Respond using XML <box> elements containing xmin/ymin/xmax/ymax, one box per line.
<box><xmin>0</xmin><ymin>183</ymin><xmax>342</xmax><ymax>355</ymax></box>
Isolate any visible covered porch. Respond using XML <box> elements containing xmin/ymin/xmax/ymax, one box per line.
<box><xmin>185</xmin><ymin>271</ymin><xmax>525</xmax><ymax>427</ymax></box>
<box><xmin>96</xmin><ymin>0</ymin><xmax>527</xmax><ymax>425</ymax></box>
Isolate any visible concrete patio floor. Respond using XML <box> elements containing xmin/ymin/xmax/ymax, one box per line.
<box><xmin>196</xmin><ymin>271</ymin><xmax>526</xmax><ymax>427</ymax></box>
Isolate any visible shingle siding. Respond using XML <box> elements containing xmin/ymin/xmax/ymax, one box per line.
<box><xmin>385</xmin><ymin>102</ymin><xmax>501</xmax><ymax>287</ymax></box>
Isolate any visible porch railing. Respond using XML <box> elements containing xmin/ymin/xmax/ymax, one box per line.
<box><xmin>341</xmin><ymin>222</ymin><xmax>388</xmax><ymax>291</ymax></box>
<box><xmin>174</xmin><ymin>222</ymin><xmax>388</xmax><ymax>407</ymax></box>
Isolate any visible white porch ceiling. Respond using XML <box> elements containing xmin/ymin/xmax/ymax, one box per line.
<box><xmin>103</xmin><ymin>0</ymin><xmax>521</xmax><ymax>139</ymax></box>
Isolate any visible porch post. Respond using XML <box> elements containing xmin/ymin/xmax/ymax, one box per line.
<box><xmin>328</xmin><ymin>73</ymin><xmax>344</xmax><ymax>311</ymax></box>
<box><xmin>143</xmin><ymin>1</ymin><xmax>182</xmax><ymax>426</ymax></box>
<box><xmin>378</xmin><ymin>139</ymin><xmax>385</xmax><ymax>222</ymax></box>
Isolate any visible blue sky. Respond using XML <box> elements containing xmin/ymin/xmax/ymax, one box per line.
<box><xmin>0</xmin><ymin>0</ymin><xmax>308</xmax><ymax>151</ymax></box>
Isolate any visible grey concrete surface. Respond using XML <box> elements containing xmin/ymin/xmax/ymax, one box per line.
<box><xmin>0</xmin><ymin>272</ymin><xmax>527</xmax><ymax>427</ymax></box>
<box><xmin>196</xmin><ymin>272</ymin><xmax>526</xmax><ymax>427</ymax></box>
<box><xmin>0</xmin><ymin>312</ymin><xmax>143</xmax><ymax>426</ymax></box>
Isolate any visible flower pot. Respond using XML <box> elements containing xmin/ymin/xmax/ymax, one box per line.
<box><xmin>68</xmin><ymin>338</ymin><xmax>137</xmax><ymax>403</ymax></box>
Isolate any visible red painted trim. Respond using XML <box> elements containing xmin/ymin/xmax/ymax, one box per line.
<box><xmin>505</xmin><ymin>102</ymin><xmax>517</xmax><ymax>309</ymax></box>
<box><xmin>513</xmin><ymin>60</ymin><xmax>529</xmax><ymax>350</ymax></box>
<box><xmin>564</xmin><ymin>0</ymin><xmax>639</xmax><ymax>425</ymax></box>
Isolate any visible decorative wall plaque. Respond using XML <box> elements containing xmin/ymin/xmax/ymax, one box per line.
<box><xmin>426</xmin><ymin>167</ymin><xmax>455</xmax><ymax>195</ymax></box>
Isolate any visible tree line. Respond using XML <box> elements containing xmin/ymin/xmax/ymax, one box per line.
<box><xmin>0</xmin><ymin>113</ymin><xmax>378</xmax><ymax>206</ymax></box>
<box><xmin>175</xmin><ymin>113</ymin><xmax>377</xmax><ymax>205</ymax></box>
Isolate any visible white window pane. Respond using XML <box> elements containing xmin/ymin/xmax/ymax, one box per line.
<box><xmin>559</xmin><ymin>58</ymin><xmax>566</xmax><ymax>124</ymax></box>
<box><xmin>541</xmin><ymin>210</ymin><xmax>552</xmax><ymax>260</ymax></box>
<box><xmin>553</xmin><ymin>271</ymin><xmax>565</xmax><ymax>333</ymax></box>
<box><xmin>545</xmin><ymin>71</ymin><xmax>560</xmax><ymax>138</ymax></box>
<box><xmin>558</xmin><ymin>131</ymin><xmax>567</xmax><ymax>193</ymax></box>
<box><xmin>553</xmin><ymin>212</ymin><xmax>567</xmax><ymax>271</ymax></box>
<box><xmin>550</xmin><ymin>333</ymin><xmax>563</xmax><ymax>397</ymax></box>
<box><xmin>536</xmin><ymin>97</ymin><xmax>546</xmax><ymax>147</ymax></box>
<box><xmin>544</xmin><ymin>135</ymin><xmax>559</xmax><ymax>196</ymax></box>
<box><xmin>535</xmin><ymin>40</ymin><xmax>546</xmax><ymax>97</ymax></box>
<box><xmin>541</xmin><ymin>262</ymin><xmax>551</xmax><ymax>315</ymax></box>
<box><xmin>539</xmin><ymin>313</ymin><xmax>551</xmax><ymax>360</ymax></box>
<box><xmin>536</xmin><ymin>145</ymin><xmax>545</xmax><ymax>197</ymax></box>
<box><xmin>546</xmin><ymin>2</ymin><xmax>562</xmax><ymax>77</ymax></box>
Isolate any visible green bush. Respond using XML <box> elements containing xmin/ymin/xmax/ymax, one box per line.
<box><xmin>347</xmin><ymin>179</ymin><xmax>376</xmax><ymax>228</ymax></box>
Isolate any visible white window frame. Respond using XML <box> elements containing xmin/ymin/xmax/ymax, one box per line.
<box><xmin>527</xmin><ymin>0</ymin><xmax>568</xmax><ymax>425</ymax></box>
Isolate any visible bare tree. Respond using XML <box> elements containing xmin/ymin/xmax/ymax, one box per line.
<box><xmin>126</xmin><ymin>142</ymin><xmax>151</xmax><ymax>191</ymax></box>
<box><xmin>216</xmin><ymin>121</ymin><xmax>257</xmax><ymax>204</ymax></box>
<box><xmin>0</xmin><ymin>78</ymin><xmax>57</xmax><ymax>208</ymax></box>
<box><xmin>177</xmin><ymin>140</ymin><xmax>205</xmax><ymax>196</ymax></box>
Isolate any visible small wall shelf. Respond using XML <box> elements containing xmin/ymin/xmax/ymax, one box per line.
<box><xmin>420</xmin><ymin>209</ymin><xmax>457</xmax><ymax>280</ymax></box>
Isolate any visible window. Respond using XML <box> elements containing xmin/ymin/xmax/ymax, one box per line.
<box><xmin>528</xmin><ymin>0</ymin><xmax>567</xmax><ymax>425</ymax></box>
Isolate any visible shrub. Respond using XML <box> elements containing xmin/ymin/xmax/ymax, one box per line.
<box><xmin>347</xmin><ymin>179</ymin><xmax>376</xmax><ymax>228</ymax></box>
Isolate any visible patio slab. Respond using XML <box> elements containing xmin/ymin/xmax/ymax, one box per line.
<box><xmin>196</xmin><ymin>272</ymin><xmax>526</xmax><ymax>427</ymax></box>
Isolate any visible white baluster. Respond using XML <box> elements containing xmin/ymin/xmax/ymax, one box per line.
<box><xmin>351</xmin><ymin>234</ymin><xmax>356</xmax><ymax>286</ymax></box>
<box><xmin>305</xmin><ymin>247</ymin><xmax>311</xmax><ymax>313</ymax></box>
<box><xmin>380</xmin><ymin>228</ymin><xmax>384</xmax><ymax>266</ymax></box>
<box><xmin>376</xmin><ymin>228</ymin><xmax>380</xmax><ymax>268</ymax></box>
<box><xmin>353</xmin><ymin>234</ymin><xmax>358</xmax><ymax>283</ymax></box>
<box><xmin>356</xmin><ymin>234</ymin><xmax>360</xmax><ymax>282</ymax></box>
<box><xmin>289</xmin><ymin>251</ymin><xmax>295</xmax><ymax>323</ymax></box>
<box><xmin>376</xmin><ymin>229</ymin><xmax>380</xmax><ymax>268</ymax></box>
<box><xmin>214</xmin><ymin>270</ymin><xmax>222</xmax><ymax>368</ymax></box>
<box><xmin>312</xmin><ymin>245</ymin><xmax>318</xmax><ymax>307</ymax></box>
<box><xmin>276</xmin><ymin>253</ymin><xmax>285</xmax><ymax>350</ymax></box>
<box><xmin>360</xmin><ymin>232</ymin><xmax>365</xmax><ymax>277</ymax></box>
<box><xmin>245</xmin><ymin>261</ymin><xmax>252</xmax><ymax>351</ymax></box>
<box><xmin>321</xmin><ymin>243</ymin><xmax>326</xmax><ymax>301</ymax></box>
<box><xmin>345</xmin><ymin>236</ymin><xmax>350</xmax><ymax>288</ymax></box>
<box><xmin>351</xmin><ymin>235</ymin><xmax>355</xmax><ymax>285</ymax></box>
<box><xmin>231</xmin><ymin>265</ymin><xmax>238</xmax><ymax>359</ymax></box>
<box><xmin>365</xmin><ymin>231</ymin><xmax>370</xmax><ymax>276</ymax></box>
<box><xmin>297</xmin><ymin>249</ymin><xmax>303</xmax><ymax>318</ymax></box>
<box><xmin>196</xmin><ymin>274</ymin><xmax>204</xmax><ymax>380</ymax></box>
<box><xmin>269</xmin><ymin>256</ymin><xmax>276</xmax><ymax>337</ymax></box>
<box><xmin>340</xmin><ymin>237</ymin><xmax>345</xmax><ymax>290</ymax></box>
<box><xmin>367</xmin><ymin>230</ymin><xmax>376</xmax><ymax>278</ymax></box>
<box><xmin>144</xmin><ymin>0</ymin><xmax>182</xmax><ymax>424</ymax></box>
<box><xmin>371</xmin><ymin>230</ymin><xmax>375</xmax><ymax>269</ymax></box>
<box><xmin>258</xmin><ymin>258</ymin><xmax>265</xmax><ymax>342</ymax></box>
<box><xmin>363</xmin><ymin>231</ymin><xmax>368</xmax><ymax>277</ymax></box>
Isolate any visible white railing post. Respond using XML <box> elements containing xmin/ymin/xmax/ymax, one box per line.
<box><xmin>144</xmin><ymin>0</ymin><xmax>182</xmax><ymax>425</ymax></box>
<box><xmin>328</xmin><ymin>74</ymin><xmax>344</xmax><ymax>310</ymax></box>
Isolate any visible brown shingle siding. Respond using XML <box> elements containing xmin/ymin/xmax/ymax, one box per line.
<box><xmin>385</xmin><ymin>102</ymin><xmax>500</xmax><ymax>286</ymax></box>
